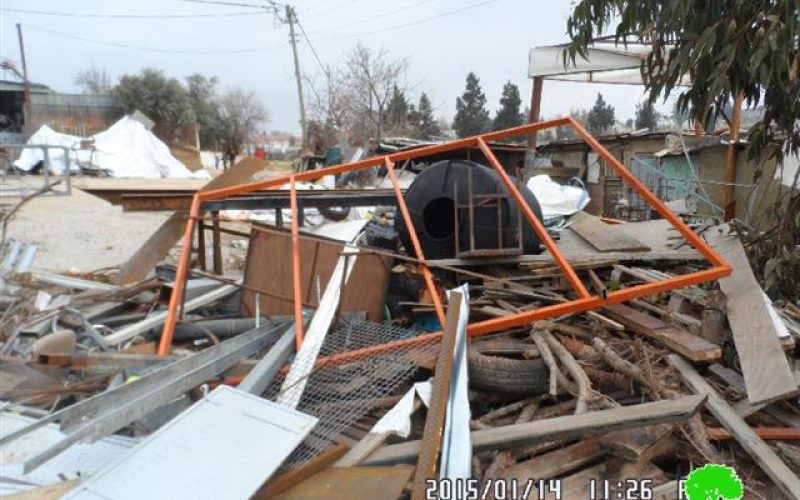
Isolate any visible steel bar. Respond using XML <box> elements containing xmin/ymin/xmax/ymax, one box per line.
<box><xmin>238</xmin><ymin>323</ymin><xmax>297</xmax><ymax>395</ymax></box>
<box><xmin>411</xmin><ymin>293</ymin><xmax>462</xmax><ymax>499</ymax></box>
<box><xmin>211</xmin><ymin>210</ymin><xmax>223</xmax><ymax>275</ymax></box>
<box><xmin>106</xmin><ymin>283</ymin><xmax>238</xmax><ymax>346</ymax></box>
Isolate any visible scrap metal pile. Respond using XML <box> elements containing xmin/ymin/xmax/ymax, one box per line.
<box><xmin>1</xmin><ymin>119</ymin><xmax>799</xmax><ymax>499</ymax></box>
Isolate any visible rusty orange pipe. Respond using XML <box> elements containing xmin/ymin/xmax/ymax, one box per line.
<box><xmin>476</xmin><ymin>137</ymin><xmax>591</xmax><ymax>299</ymax></box>
<box><xmin>289</xmin><ymin>176</ymin><xmax>305</xmax><ymax>350</ymax></box>
<box><xmin>158</xmin><ymin>195</ymin><xmax>201</xmax><ymax>356</ymax></box>
<box><xmin>384</xmin><ymin>158</ymin><xmax>446</xmax><ymax>327</ymax></box>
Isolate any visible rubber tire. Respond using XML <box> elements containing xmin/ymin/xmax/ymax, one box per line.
<box><xmin>468</xmin><ymin>345</ymin><xmax>549</xmax><ymax>396</ymax></box>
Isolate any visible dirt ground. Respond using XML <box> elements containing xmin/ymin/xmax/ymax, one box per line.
<box><xmin>3</xmin><ymin>179</ymin><xmax>171</xmax><ymax>274</ymax></box>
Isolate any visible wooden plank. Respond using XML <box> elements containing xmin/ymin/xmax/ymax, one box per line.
<box><xmin>253</xmin><ymin>443</ymin><xmax>349</xmax><ymax>498</ymax></box>
<box><xmin>568</xmin><ymin>212</ymin><xmax>651</xmax><ymax>252</ymax></box>
<box><xmin>115</xmin><ymin>157</ymin><xmax>270</xmax><ymax>284</ymax></box>
<box><xmin>363</xmin><ymin>396</ymin><xmax>705</xmax><ymax>465</ymax></box>
<box><xmin>603</xmin><ymin>303</ymin><xmax>721</xmax><ymax>362</ymax></box>
<box><xmin>599</xmin><ymin>424</ymin><xmax>673</xmax><ymax>461</ymax></box>
<box><xmin>706</xmin><ymin>228</ymin><xmax>797</xmax><ymax>404</ymax></box>
<box><xmin>670</xmin><ymin>354</ymin><xmax>800</xmax><ymax>499</ymax></box>
<box><xmin>498</xmin><ymin>437</ymin><xmax>605</xmax><ymax>483</ymax></box>
<box><xmin>272</xmin><ymin>465</ymin><xmax>413</xmax><ymax>500</ymax></box>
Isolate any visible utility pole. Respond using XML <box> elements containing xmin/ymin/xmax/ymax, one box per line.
<box><xmin>16</xmin><ymin>23</ymin><xmax>31</xmax><ymax>129</ymax></box>
<box><xmin>285</xmin><ymin>5</ymin><xmax>307</xmax><ymax>151</ymax></box>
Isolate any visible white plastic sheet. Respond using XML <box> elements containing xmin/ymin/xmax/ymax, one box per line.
<box><xmin>14</xmin><ymin>116</ymin><xmax>209</xmax><ymax>179</ymax></box>
<box><xmin>526</xmin><ymin>174</ymin><xmax>590</xmax><ymax>219</ymax></box>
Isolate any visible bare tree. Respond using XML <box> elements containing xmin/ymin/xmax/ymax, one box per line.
<box><xmin>214</xmin><ymin>87</ymin><xmax>268</xmax><ymax>150</ymax></box>
<box><xmin>341</xmin><ymin>44</ymin><xmax>407</xmax><ymax>145</ymax></box>
<box><xmin>75</xmin><ymin>65</ymin><xmax>112</xmax><ymax>94</ymax></box>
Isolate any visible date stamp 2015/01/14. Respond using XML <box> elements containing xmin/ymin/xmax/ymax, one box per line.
<box><xmin>424</xmin><ymin>478</ymin><xmax>563</xmax><ymax>500</ymax></box>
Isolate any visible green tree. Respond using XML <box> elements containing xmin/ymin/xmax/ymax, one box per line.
<box><xmin>453</xmin><ymin>72</ymin><xmax>490</xmax><ymax>138</ymax></box>
<box><xmin>385</xmin><ymin>85</ymin><xmax>409</xmax><ymax>130</ymax></box>
<box><xmin>493</xmin><ymin>81</ymin><xmax>524</xmax><ymax>131</ymax></box>
<box><xmin>634</xmin><ymin>100</ymin><xmax>659</xmax><ymax>131</ymax></box>
<box><xmin>565</xmin><ymin>0</ymin><xmax>799</xmax><ymax>160</ymax></box>
<box><xmin>185</xmin><ymin>74</ymin><xmax>220</xmax><ymax>148</ymax></box>
<box><xmin>586</xmin><ymin>93</ymin><xmax>615</xmax><ymax>134</ymax></box>
<box><xmin>113</xmin><ymin>68</ymin><xmax>192</xmax><ymax>131</ymax></box>
<box><xmin>564</xmin><ymin>0</ymin><xmax>800</xmax><ymax>303</ymax></box>
<box><xmin>417</xmin><ymin>93</ymin><xmax>440</xmax><ymax>139</ymax></box>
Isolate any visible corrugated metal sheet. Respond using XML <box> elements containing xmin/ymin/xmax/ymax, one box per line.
<box><xmin>63</xmin><ymin>386</ymin><xmax>317</xmax><ymax>500</ymax></box>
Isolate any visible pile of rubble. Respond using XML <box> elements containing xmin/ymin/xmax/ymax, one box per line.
<box><xmin>0</xmin><ymin>133</ymin><xmax>799</xmax><ymax>500</ymax></box>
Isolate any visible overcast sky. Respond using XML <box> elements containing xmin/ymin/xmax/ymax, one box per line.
<box><xmin>0</xmin><ymin>0</ymin><xmax>671</xmax><ymax>134</ymax></box>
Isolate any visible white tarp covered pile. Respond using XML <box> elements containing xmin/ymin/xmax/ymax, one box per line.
<box><xmin>527</xmin><ymin>174</ymin><xmax>590</xmax><ymax>219</ymax></box>
<box><xmin>14</xmin><ymin>116</ymin><xmax>209</xmax><ymax>179</ymax></box>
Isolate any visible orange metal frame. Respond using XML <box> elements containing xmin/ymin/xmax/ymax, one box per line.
<box><xmin>157</xmin><ymin>117</ymin><xmax>730</xmax><ymax>356</ymax></box>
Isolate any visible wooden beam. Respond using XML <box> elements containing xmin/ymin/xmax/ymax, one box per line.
<box><xmin>706</xmin><ymin>228</ymin><xmax>797</xmax><ymax>404</ymax></box>
<box><xmin>498</xmin><ymin>437</ymin><xmax>604</xmax><ymax>483</ymax></box>
<box><xmin>669</xmin><ymin>354</ymin><xmax>800</xmax><ymax>499</ymax></box>
<box><xmin>253</xmin><ymin>443</ymin><xmax>349</xmax><ymax>498</ymax></box>
<box><xmin>527</xmin><ymin>76</ymin><xmax>544</xmax><ymax>148</ymax></box>
<box><xmin>363</xmin><ymin>396</ymin><xmax>705</xmax><ymax>465</ymax></box>
<box><xmin>723</xmin><ymin>93</ymin><xmax>743</xmax><ymax>220</ymax></box>
<box><xmin>603</xmin><ymin>303</ymin><xmax>721</xmax><ymax>362</ymax></box>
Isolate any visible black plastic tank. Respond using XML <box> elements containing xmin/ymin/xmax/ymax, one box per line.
<box><xmin>395</xmin><ymin>159</ymin><xmax>543</xmax><ymax>259</ymax></box>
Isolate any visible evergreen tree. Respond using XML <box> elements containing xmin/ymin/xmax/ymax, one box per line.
<box><xmin>586</xmin><ymin>93</ymin><xmax>615</xmax><ymax>134</ymax></box>
<box><xmin>417</xmin><ymin>93</ymin><xmax>440</xmax><ymax>139</ymax></box>
<box><xmin>634</xmin><ymin>100</ymin><xmax>659</xmax><ymax>131</ymax></box>
<box><xmin>493</xmin><ymin>81</ymin><xmax>524</xmax><ymax>131</ymax></box>
<box><xmin>453</xmin><ymin>72</ymin><xmax>490</xmax><ymax>138</ymax></box>
<box><xmin>385</xmin><ymin>85</ymin><xmax>409</xmax><ymax>130</ymax></box>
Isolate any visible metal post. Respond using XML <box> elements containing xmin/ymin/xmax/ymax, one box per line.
<box><xmin>16</xmin><ymin>24</ymin><xmax>31</xmax><ymax>127</ymax></box>
<box><xmin>286</xmin><ymin>5</ymin><xmax>307</xmax><ymax>151</ymax></box>
<box><xmin>197</xmin><ymin>222</ymin><xmax>207</xmax><ymax>271</ymax></box>
<box><xmin>211</xmin><ymin>211</ymin><xmax>222</xmax><ymax>275</ymax></box>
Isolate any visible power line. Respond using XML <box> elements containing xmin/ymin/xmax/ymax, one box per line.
<box><xmin>22</xmin><ymin>24</ymin><xmax>287</xmax><ymax>54</ymax></box>
<box><xmin>179</xmin><ymin>0</ymin><xmax>281</xmax><ymax>9</ymax></box>
<box><xmin>316</xmin><ymin>0</ymin><xmax>498</xmax><ymax>41</ymax></box>
<box><xmin>301</xmin><ymin>0</ymin><xmax>362</xmax><ymax>20</ymax></box>
<box><xmin>295</xmin><ymin>18</ymin><xmax>327</xmax><ymax>74</ymax></box>
<box><xmin>305</xmin><ymin>0</ymin><xmax>433</xmax><ymax>35</ymax></box>
<box><xmin>0</xmin><ymin>6</ymin><xmax>266</xmax><ymax>19</ymax></box>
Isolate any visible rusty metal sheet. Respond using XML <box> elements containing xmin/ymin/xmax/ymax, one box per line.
<box><xmin>274</xmin><ymin>466</ymin><xmax>413</xmax><ymax>500</ymax></box>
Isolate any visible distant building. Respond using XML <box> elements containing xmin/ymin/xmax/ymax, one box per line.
<box><xmin>0</xmin><ymin>79</ymin><xmax>123</xmax><ymax>145</ymax></box>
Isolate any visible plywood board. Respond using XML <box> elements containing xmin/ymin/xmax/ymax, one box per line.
<box><xmin>568</xmin><ymin>212</ymin><xmax>651</xmax><ymax>252</ymax></box>
<box><xmin>706</xmin><ymin>227</ymin><xmax>797</xmax><ymax>404</ymax></box>
<box><xmin>241</xmin><ymin>225</ymin><xmax>391</xmax><ymax>321</ymax></box>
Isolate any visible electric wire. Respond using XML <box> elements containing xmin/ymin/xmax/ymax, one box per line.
<box><xmin>22</xmin><ymin>24</ymin><xmax>286</xmax><ymax>55</ymax></box>
<box><xmin>314</xmin><ymin>0</ymin><xmax>498</xmax><ymax>41</ymax></box>
<box><xmin>0</xmin><ymin>6</ymin><xmax>265</xmax><ymax>19</ymax></box>
<box><xmin>304</xmin><ymin>0</ymin><xmax>433</xmax><ymax>35</ymax></box>
<box><xmin>295</xmin><ymin>18</ymin><xmax>327</xmax><ymax>75</ymax></box>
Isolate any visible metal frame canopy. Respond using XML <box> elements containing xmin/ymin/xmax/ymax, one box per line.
<box><xmin>157</xmin><ymin>117</ymin><xmax>731</xmax><ymax>357</ymax></box>
<box><xmin>528</xmin><ymin>41</ymin><xmax>691</xmax><ymax>85</ymax></box>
